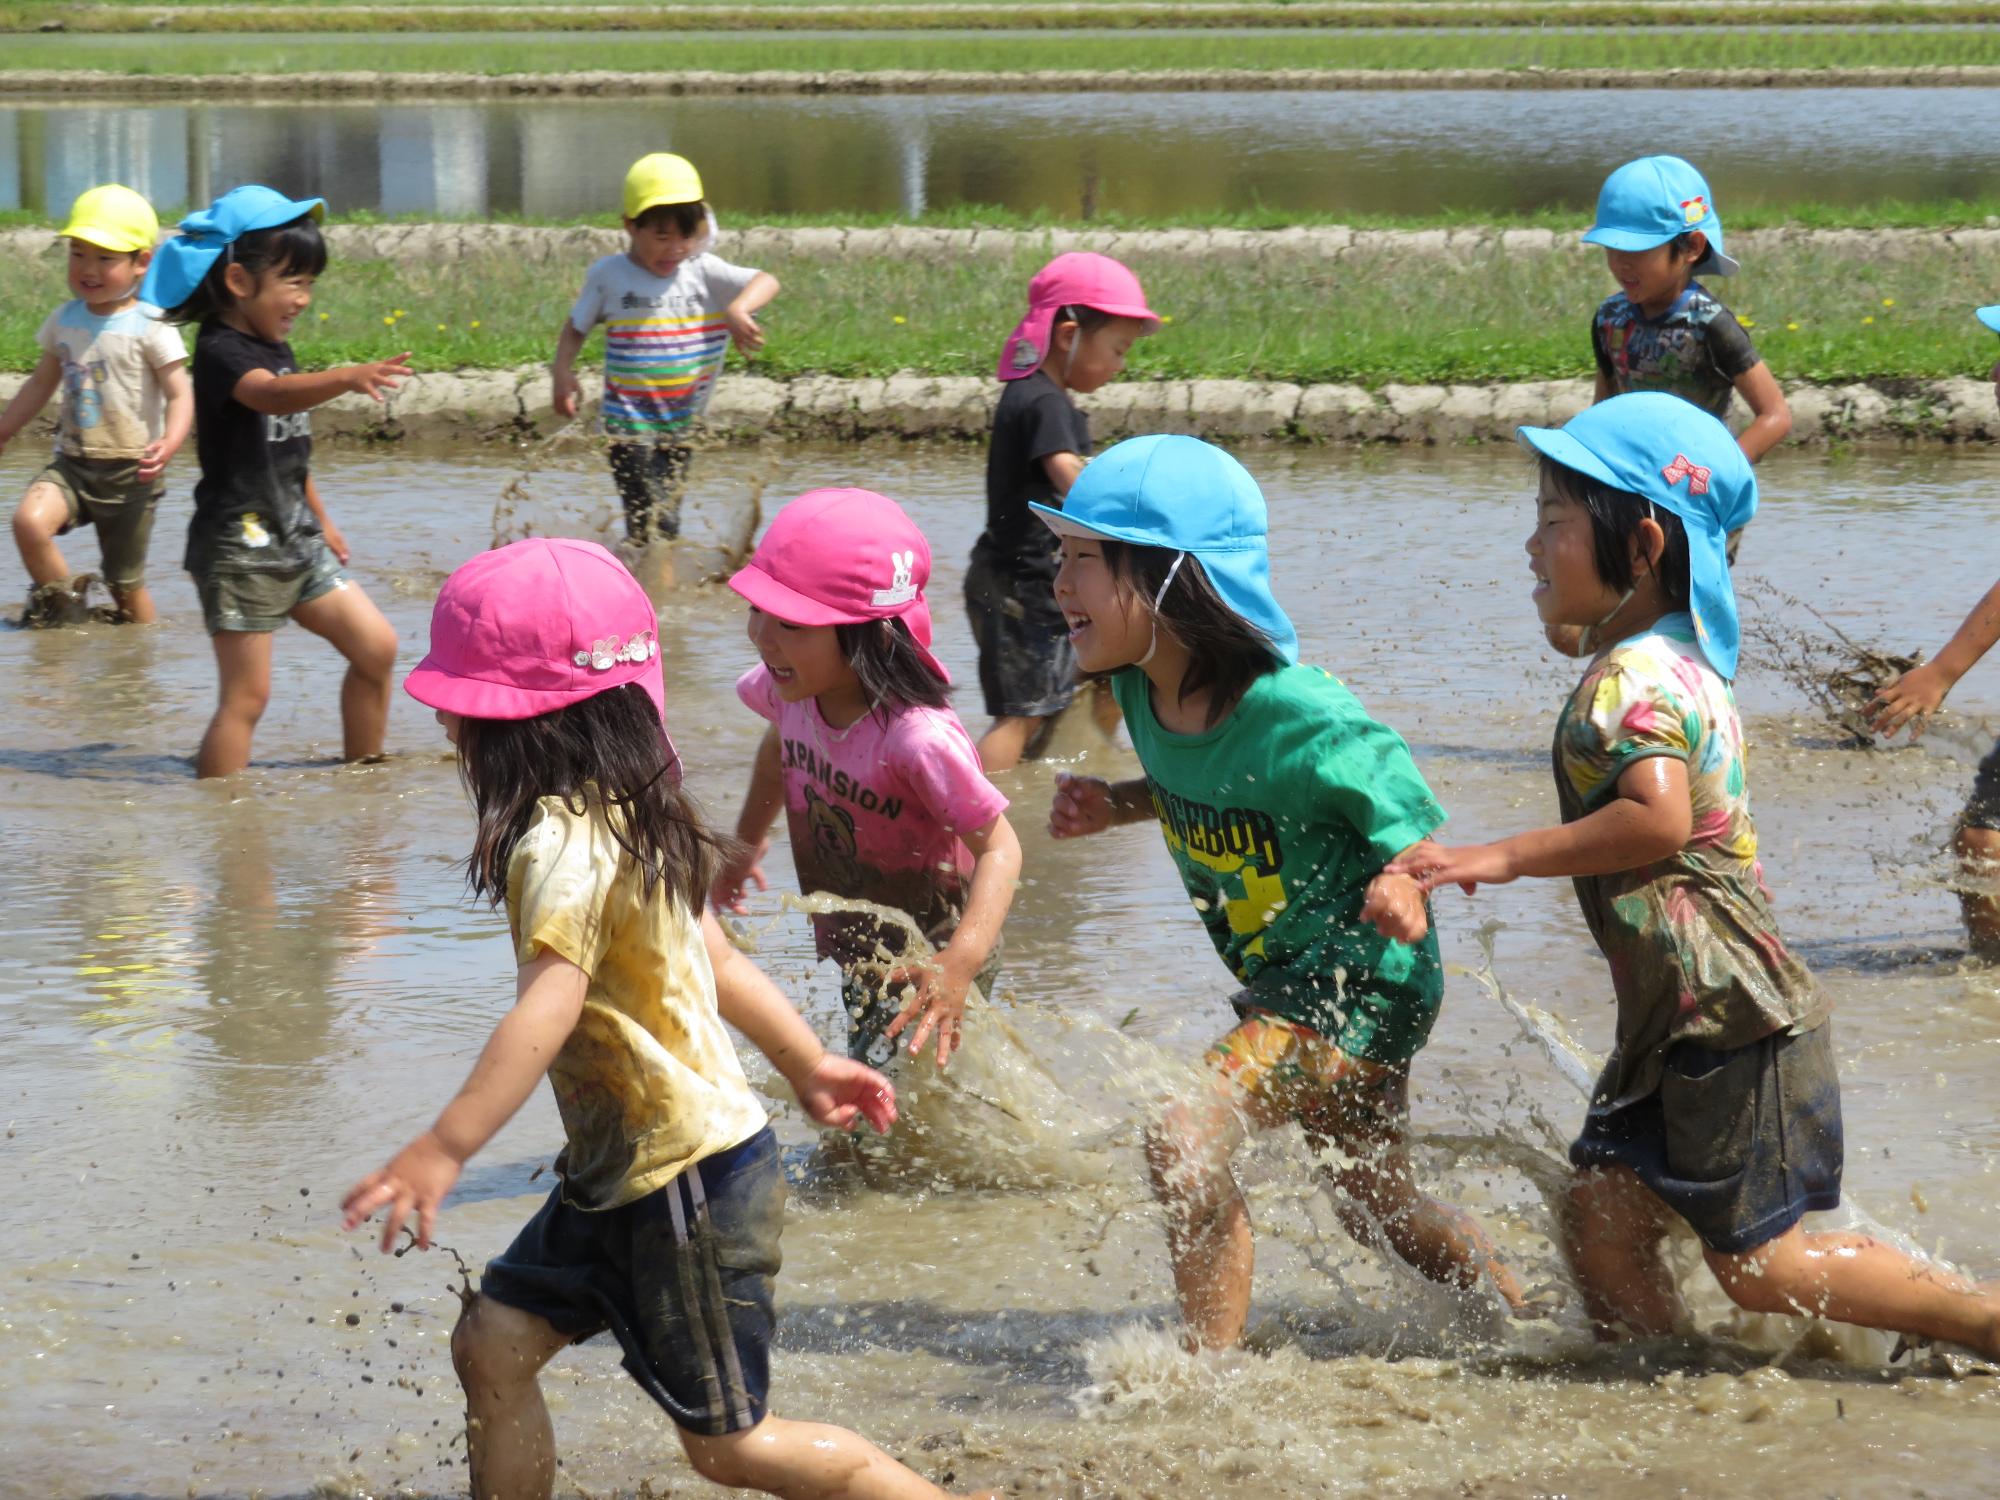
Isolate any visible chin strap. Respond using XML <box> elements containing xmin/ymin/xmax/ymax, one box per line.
<box><xmin>1579</xmin><ymin>501</ymin><xmax>1659</xmax><ymax>654</ymax></box>
<box><xmin>1134</xmin><ymin>551</ymin><xmax>1188</xmax><ymax>668</ymax></box>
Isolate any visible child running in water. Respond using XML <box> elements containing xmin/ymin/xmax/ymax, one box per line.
<box><xmin>966</xmin><ymin>252</ymin><xmax>1158</xmax><ymax>771</ymax></box>
<box><xmin>1865</xmin><ymin>304</ymin><xmax>2000</xmax><ymax>962</ymax></box>
<box><xmin>343</xmin><ymin>537</ymin><xmax>997</xmax><ymax>1500</ymax></box>
<box><xmin>1</xmin><ymin>184</ymin><xmax>191</xmax><ymax>626</ymax></box>
<box><xmin>1045</xmin><ymin>434</ymin><xmax>1526</xmax><ymax>1350</ymax></box>
<box><xmin>713</xmin><ymin>488</ymin><xmax>1021</xmax><ymax>1069</ymax></box>
<box><xmin>1388</xmin><ymin>393</ymin><xmax>2000</xmax><ymax>1355</ymax></box>
<box><xmin>143</xmin><ymin>186</ymin><xmax>408</xmax><ymax>778</ymax></box>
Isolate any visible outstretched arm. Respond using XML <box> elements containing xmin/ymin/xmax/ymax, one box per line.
<box><xmin>234</xmin><ymin>354</ymin><xmax>412</xmax><ymax>415</ymax></box>
<box><xmin>1867</xmin><ymin>576</ymin><xmax>2000</xmax><ymax>739</ymax></box>
<box><xmin>341</xmin><ymin>948</ymin><xmax>586</xmax><ymax>1252</ymax></box>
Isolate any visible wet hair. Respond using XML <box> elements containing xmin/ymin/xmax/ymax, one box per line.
<box><xmin>835</xmin><ymin>614</ymin><xmax>951</xmax><ymax>723</ymax></box>
<box><xmin>631</xmin><ymin>201</ymin><xmax>707</xmax><ymax>237</ymax></box>
<box><xmin>160</xmin><ymin>213</ymin><xmax>329</xmax><ymax>326</ymax></box>
<box><xmin>1100</xmin><ymin>539</ymin><xmax>1282</xmax><ymax>727</ymax></box>
<box><xmin>1539</xmin><ymin>455</ymin><xmax>1692</xmax><ymax>610</ymax></box>
<box><xmin>456</xmin><ymin>681</ymin><xmax>727</xmax><ymax>914</ymax></box>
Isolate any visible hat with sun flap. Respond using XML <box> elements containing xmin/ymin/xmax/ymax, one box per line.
<box><xmin>1978</xmin><ymin>306</ymin><xmax>2000</xmax><ymax>333</ymax></box>
<box><xmin>405</xmin><ymin>538</ymin><xmax>677</xmax><ymax>765</ymax></box>
<box><xmin>1582</xmin><ymin>155</ymin><xmax>1739</xmax><ymax>279</ymax></box>
<box><xmin>997</xmin><ymin>252</ymin><xmax>1161</xmax><ymax>383</ymax></box>
<box><xmin>1517</xmin><ymin>391</ymin><xmax>1757</xmax><ymax>679</ymax></box>
<box><xmin>1030</xmin><ymin>434</ymin><xmax>1298</xmax><ymax>664</ymax></box>
<box><xmin>727</xmin><ymin>488</ymin><xmax>949</xmax><ymax>682</ymax></box>
<box><xmin>140</xmin><ymin>184</ymin><xmax>326</xmax><ymax>311</ymax></box>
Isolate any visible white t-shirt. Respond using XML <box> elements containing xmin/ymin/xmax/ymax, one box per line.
<box><xmin>35</xmin><ymin>299</ymin><xmax>186</xmax><ymax>461</ymax></box>
<box><xmin>567</xmin><ymin>252</ymin><xmax>760</xmax><ymax>439</ymax></box>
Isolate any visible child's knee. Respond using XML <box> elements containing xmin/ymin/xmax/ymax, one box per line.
<box><xmin>1145</xmin><ymin>1106</ymin><xmax>1232</xmax><ymax>1223</ymax></box>
<box><xmin>678</xmin><ymin>1421</ymin><xmax>770</xmax><ymax>1490</ymax></box>
<box><xmin>450</xmin><ymin>1295</ymin><xmax>547</xmax><ymax>1394</ymax></box>
<box><xmin>1704</xmin><ymin>1235</ymin><xmax>1810</xmax><ymax>1315</ymax></box>
<box><xmin>350</xmin><ymin>615</ymin><xmax>399</xmax><ymax>680</ymax></box>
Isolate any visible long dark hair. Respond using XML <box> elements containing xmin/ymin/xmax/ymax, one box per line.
<box><xmin>1101</xmin><ymin>539</ymin><xmax>1282</xmax><ymax>728</ymax></box>
<box><xmin>161</xmin><ymin>214</ymin><xmax>330</xmax><ymax>327</ymax></box>
<box><xmin>1540</xmin><ymin>456</ymin><xmax>1693</xmax><ymax>609</ymax></box>
<box><xmin>834</xmin><ymin>614</ymin><xmax>950</xmax><ymax>725</ymax></box>
<box><xmin>456</xmin><ymin>682</ymin><xmax>725</xmax><ymax>913</ymax></box>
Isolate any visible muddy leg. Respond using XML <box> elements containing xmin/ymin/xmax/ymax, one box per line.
<box><xmin>1145</xmin><ymin>1090</ymin><xmax>1255</xmax><ymax>1350</ymax></box>
<box><xmin>681</xmin><ymin>1413</ymin><xmax>997</xmax><ymax>1499</ymax></box>
<box><xmin>1955</xmin><ymin>825</ymin><xmax>2000</xmax><ymax>963</ymax></box>
<box><xmin>1560</xmin><ymin>1165</ymin><xmax>1681</xmax><ymax>1337</ymax></box>
<box><xmin>451</xmin><ymin>1295</ymin><xmax>571</xmax><ymax>1500</ymax></box>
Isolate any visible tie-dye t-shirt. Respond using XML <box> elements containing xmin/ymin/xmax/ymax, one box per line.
<box><xmin>737</xmin><ymin>665</ymin><xmax>1009</xmax><ymax>970</ymax></box>
<box><xmin>568</xmin><ymin>252</ymin><xmax>760</xmax><ymax>439</ymax></box>
<box><xmin>507</xmin><ymin>793</ymin><xmax>767</xmax><ymax>1211</ymax></box>
<box><xmin>1554</xmin><ymin>616</ymin><xmax>1827</xmax><ymax>1113</ymax></box>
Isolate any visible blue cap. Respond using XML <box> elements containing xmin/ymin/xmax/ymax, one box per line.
<box><xmin>1030</xmin><ymin>434</ymin><xmax>1299</xmax><ymax>664</ymax></box>
<box><xmin>140</xmin><ymin>185</ymin><xmax>326</xmax><ymax>311</ymax></box>
<box><xmin>1979</xmin><ymin>306</ymin><xmax>2000</xmax><ymax>333</ymax></box>
<box><xmin>1518</xmin><ymin>392</ymin><xmax>1757</xmax><ymax>679</ymax></box>
<box><xmin>1582</xmin><ymin>155</ymin><xmax>1738</xmax><ymax>278</ymax></box>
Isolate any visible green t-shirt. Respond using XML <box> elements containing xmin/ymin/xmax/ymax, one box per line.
<box><xmin>1113</xmin><ymin>664</ymin><xmax>1446</xmax><ymax>1042</ymax></box>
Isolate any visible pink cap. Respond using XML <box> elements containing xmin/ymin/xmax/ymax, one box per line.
<box><xmin>406</xmin><ymin>538</ymin><xmax>677</xmax><ymax>762</ymax></box>
<box><xmin>997</xmin><ymin>251</ymin><xmax>1161</xmax><ymax>382</ymax></box>
<box><xmin>727</xmin><ymin>487</ymin><xmax>949</xmax><ymax>682</ymax></box>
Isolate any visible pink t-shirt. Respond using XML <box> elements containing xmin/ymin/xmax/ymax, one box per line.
<box><xmin>737</xmin><ymin>665</ymin><xmax>1008</xmax><ymax>967</ymax></box>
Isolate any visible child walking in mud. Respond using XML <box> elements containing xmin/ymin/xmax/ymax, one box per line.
<box><xmin>1044</xmin><ymin>434</ymin><xmax>1527</xmax><ymax>1350</ymax></box>
<box><xmin>713</xmin><ymin>488</ymin><xmax>1021</xmax><ymax>1070</ymax></box>
<box><xmin>1390</xmin><ymin>393</ymin><xmax>2000</xmax><ymax>1356</ymax></box>
<box><xmin>145</xmin><ymin>185</ymin><xmax>409</xmax><ymax>778</ymax></box>
<box><xmin>1</xmin><ymin>184</ymin><xmax>191</xmax><ymax>626</ymax></box>
<box><xmin>967</xmin><ymin>252</ymin><xmax>1158</xmax><ymax>771</ymax></box>
<box><xmin>343</xmin><ymin>537</ymin><xmax>998</xmax><ymax>1500</ymax></box>
<box><xmin>551</xmin><ymin>152</ymin><xmax>779</xmax><ymax>547</ymax></box>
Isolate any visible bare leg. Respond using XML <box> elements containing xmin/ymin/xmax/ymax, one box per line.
<box><xmin>108</xmin><ymin>582</ymin><xmax>156</xmax><ymax>625</ymax></box>
<box><xmin>1559</xmin><ymin>1165</ymin><xmax>1682</xmax><ymax>1337</ymax></box>
<box><xmin>1955</xmin><ymin>825</ymin><xmax>2000</xmax><ymax>963</ymax></box>
<box><xmin>681</xmin><ymin>1414</ymin><xmax>997</xmax><ymax>1500</ymax></box>
<box><xmin>1145</xmin><ymin>1089</ymin><xmax>1256</xmax><ymax>1351</ymax></box>
<box><xmin>975</xmin><ymin>713</ymin><xmax>1051</xmax><ymax>774</ymax></box>
<box><xmin>1706</xmin><ymin>1226</ymin><xmax>2000</xmax><ymax>1358</ymax></box>
<box><xmin>12</xmin><ymin>481</ymin><xmax>71</xmax><ymax>588</ymax></box>
<box><xmin>1325</xmin><ymin>1139</ymin><xmax>1527</xmax><ymax>1311</ymax></box>
<box><xmin>451</xmin><ymin>1295</ymin><xmax>572</xmax><ymax>1500</ymax></box>
<box><xmin>197</xmin><ymin>629</ymin><xmax>273</xmax><ymax>779</ymax></box>
<box><xmin>292</xmin><ymin>582</ymin><xmax>397</xmax><ymax>763</ymax></box>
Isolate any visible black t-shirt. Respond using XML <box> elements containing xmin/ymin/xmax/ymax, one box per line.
<box><xmin>978</xmin><ymin>371</ymin><xmax>1090</xmax><ymax>578</ymax></box>
<box><xmin>188</xmin><ymin>321</ymin><xmax>320</xmax><ymax>575</ymax></box>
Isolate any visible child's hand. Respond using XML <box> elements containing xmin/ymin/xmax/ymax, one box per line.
<box><xmin>1384</xmin><ymin>838</ymin><xmax>1517</xmax><ymax>895</ymax></box>
<box><xmin>710</xmin><ymin>838</ymin><xmax>770</xmax><ymax>914</ymax></box>
<box><xmin>1359</xmin><ymin>872</ymin><xmax>1429</xmax><ymax>944</ymax></box>
<box><xmin>136</xmin><ymin>438</ymin><xmax>173</xmax><ymax>484</ymax></box>
<box><xmin>793</xmin><ymin>1052</ymin><xmax>897</xmax><ymax>1135</ymax></box>
<box><xmin>552</xmin><ymin>367</ymin><xmax>581</xmax><ymax>419</ymax></box>
<box><xmin>341</xmin><ymin>1130</ymin><xmax>462</xmax><ymax>1254</ymax></box>
<box><xmin>884</xmin><ymin>951</ymin><xmax>976</xmax><ymax>1069</ymax></box>
<box><xmin>725</xmin><ymin>305</ymin><xmax>765</xmax><ymax>355</ymax></box>
<box><xmin>344</xmin><ymin>352</ymin><xmax>413</xmax><ymax>403</ymax></box>
<box><xmin>1866</xmin><ymin>661</ymin><xmax>1952</xmax><ymax>740</ymax></box>
<box><xmin>321</xmin><ymin>517</ymin><xmax>352</xmax><ymax>565</ymax></box>
<box><xmin>1050</xmin><ymin>773</ymin><xmax>1114</xmax><ymax>839</ymax></box>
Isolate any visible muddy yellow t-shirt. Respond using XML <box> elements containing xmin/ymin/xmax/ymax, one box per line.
<box><xmin>506</xmin><ymin>794</ymin><xmax>767</xmax><ymax>1211</ymax></box>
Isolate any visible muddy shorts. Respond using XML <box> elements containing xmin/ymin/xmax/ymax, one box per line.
<box><xmin>480</xmin><ymin>1127</ymin><xmax>784</xmax><ymax>1437</ymax></box>
<box><xmin>1205</xmin><ymin>1005</ymin><xmax>1411</xmax><ymax>1144</ymax></box>
<box><xmin>840</xmin><ymin>951</ymin><xmax>1003</xmax><ymax>1068</ymax></box>
<box><xmin>607</xmin><ymin>441</ymin><xmax>692</xmax><ymax>544</ymax></box>
<box><xmin>1963</xmin><ymin>737</ymin><xmax>2000</xmax><ymax>832</ymax></box>
<box><xmin>193</xmin><ymin>539</ymin><xmax>346</xmax><ymax>634</ymax></box>
<box><xmin>36</xmin><ymin>453</ymin><xmax>163</xmax><ymax>591</ymax></box>
<box><xmin>1570</xmin><ymin>1022</ymin><xmax>1844</xmax><ymax>1256</ymax></box>
<box><xmin>964</xmin><ymin>545</ymin><xmax>1075</xmax><ymax>720</ymax></box>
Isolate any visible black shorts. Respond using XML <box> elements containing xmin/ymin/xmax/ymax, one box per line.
<box><xmin>607</xmin><ymin>441</ymin><xmax>692</xmax><ymax>543</ymax></box>
<box><xmin>480</xmin><ymin>1127</ymin><xmax>783</xmax><ymax>1436</ymax></box>
<box><xmin>964</xmin><ymin>544</ymin><xmax>1075</xmax><ymax>720</ymax></box>
<box><xmin>1964</xmin><ymin>737</ymin><xmax>2000</xmax><ymax>833</ymax></box>
<box><xmin>1571</xmin><ymin>1023</ymin><xmax>1843</xmax><ymax>1255</ymax></box>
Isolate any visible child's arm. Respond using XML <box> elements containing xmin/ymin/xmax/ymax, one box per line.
<box><xmin>341</xmin><ymin>948</ymin><xmax>587</xmax><ymax>1252</ymax></box>
<box><xmin>550</xmin><ymin>318</ymin><xmax>588</xmax><ymax>418</ymax></box>
<box><xmin>885</xmin><ymin>811</ymin><xmax>1023</xmax><ymax>1067</ymax></box>
<box><xmin>1867</xmin><ymin>576</ymin><xmax>2000</xmax><ymax>739</ymax></box>
<box><xmin>0</xmin><ymin>351</ymin><xmax>63</xmax><ymax>452</ymax></box>
<box><xmin>232</xmin><ymin>354</ymin><xmax>412</xmax><ymax>416</ymax></box>
<box><xmin>1049</xmin><ymin>772</ymin><xmax>1153</xmax><ymax>838</ymax></box>
<box><xmin>137</xmin><ymin>360</ymin><xmax>194</xmax><ymax>484</ymax></box>
<box><xmin>711</xmin><ymin>725</ymin><xmax>782</xmax><ymax>913</ymax></box>
<box><xmin>302</xmin><ymin>473</ymin><xmax>350</xmax><ymax>565</ymax></box>
<box><xmin>1385</xmin><ymin>756</ymin><xmax>1693</xmax><ymax>893</ymax></box>
<box><xmin>1731</xmin><ymin>360</ymin><xmax>1791</xmax><ymax>463</ymax></box>
<box><xmin>1041</xmin><ymin>452</ymin><xmax>1086</xmax><ymax>498</ymax></box>
<box><xmin>702</xmin><ymin>909</ymin><xmax>897</xmax><ymax>1133</ymax></box>
<box><xmin>724</xmin><ymin>271</ymin><xmax>780</xmax><ymax>355</ymax></box>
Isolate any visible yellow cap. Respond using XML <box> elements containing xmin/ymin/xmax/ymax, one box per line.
<box><xmin>623</xmin><ymin>153</ymin><xmax>704</xmax><ymax>220</ymax></box>
<box><xmin>58</xmin><ymin>184</ymin><xmax>159</xmax><ymax>254</ymax></box>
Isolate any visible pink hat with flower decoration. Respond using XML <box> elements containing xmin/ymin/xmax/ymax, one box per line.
<box><xmin>996</xmin><ymin>251</ymin><xmax>1160</xmax><ymax>382</ymax></box>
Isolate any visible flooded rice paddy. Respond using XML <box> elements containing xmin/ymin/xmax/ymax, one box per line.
<box><xmin>2</xmin><ymin>440</ymin><xmax>1999</xmax><ymax>1497</ymax></box>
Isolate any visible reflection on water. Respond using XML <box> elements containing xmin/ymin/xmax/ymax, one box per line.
<box><xmin>3</xmin><ymin>444</ymin><xmax>1999</xmax><ymax>1495</ymax></box>
<box><xmin>4</xmin><ymin>87</ymin><xmax>2000</xmax><ymax>222</ymax></box>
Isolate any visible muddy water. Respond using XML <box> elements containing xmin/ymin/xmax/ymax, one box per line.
<box><xmin>3</xmin><ymin>440</ymin><xmax>1998</xmax><ymax>1498</ymax></box>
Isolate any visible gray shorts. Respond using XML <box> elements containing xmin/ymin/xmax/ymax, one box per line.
<box><xmin>193</xmin><ymin>541</ymin><xmax>345</xmax><ymax>634</ymax></box>
<box><xmin>36</xmin><ymin>453</ymin><xmax>163</xmax><ymax>590</ymax></box>
<box><xmin>964</xmin><ymin>544</ymin><xmax>1075</xmax><ymax>720</ymax></box>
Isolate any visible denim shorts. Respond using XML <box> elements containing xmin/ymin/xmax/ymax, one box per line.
<box><xmin>480</xmin><ymin>1127</ymin><xmax>784</xmax><ymax>1436</ymax></box>
<box><xmin>192</xmin><ymin>539</ymin><xmax>346</xmax><ymax>635</ymax></box>
<box><xmin>963</xmin><ymin>545</ymin><xmax>1075</xmax><ymax>720</ymax></box>
<box><xmin>1571</xmin><ymin>1022</ymin><xmax>1844</xmax><ymax>1255</ymax></box>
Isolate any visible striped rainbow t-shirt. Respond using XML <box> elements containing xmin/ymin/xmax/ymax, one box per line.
<box><xmin>568</xmin><ymin>251</ymin><xmax>760</xmax><ymax>439</ymax></box>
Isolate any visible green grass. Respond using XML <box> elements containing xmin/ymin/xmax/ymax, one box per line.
<box><xmin>4</xmin><ymin>239</ymin><xmax>1993</xmax><ymax>388</ymax></box>
<box><xmin>9</xmin><ymin>26</ymin><xmax>2000</xmax><ymax>75</ymax></box>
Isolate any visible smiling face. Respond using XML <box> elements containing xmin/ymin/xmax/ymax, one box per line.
<box><xmin>1051</xmin><ymin>314</ymin><xmax>1150</xmax><ymax>395</ymax></box>
<box><xmin>1604</xmin><ymin>239</ymin><xmax>1699</xmax><ymax>317</ymax></box>
<box><xmin>1526</xmin><ymin>468</ymin><xmax>1627</xmax><ymax>629</ymax></box>
<box><xmin>1052</xmin><ymin>532</ymin><xmax>1153</xmax><ymax>673</ymax></box>
<box><xmin>65</xmin><ymin>238</ymin><xmax>148</xmax><ymax>313</ymax></box>
<box><xmin>746</xmin><ymin>607</ymin><xmax>866</xmax><ymax>722</ymax></box>
<box><xmin>625</xmin><ymin>216</ymin><xmax>698</xmax><ymax>279</ymax></box>
<box><xmin>223</xmin><ymin>258</ymin><xmax>315</xmax><ymax>343</ymax></box>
